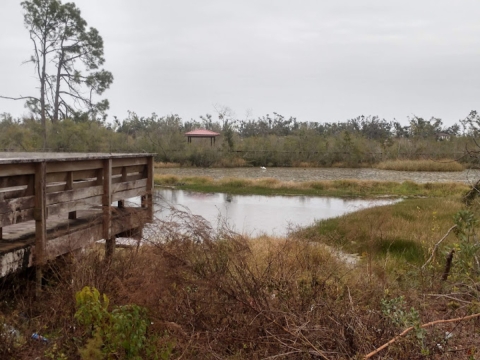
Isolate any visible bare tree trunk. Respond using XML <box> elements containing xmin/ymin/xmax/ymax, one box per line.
<box><xmin>52</xmin><ymin>48</ymin><xmax>64</xmax><ymax>123</ymax></box>
<box><xmin>40</xmin><ymin>36</ymin><xmax>47</xmax><ymax>150</ymax></box>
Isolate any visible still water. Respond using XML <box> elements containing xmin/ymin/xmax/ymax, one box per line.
<box><xmin>154</xmin><ymin>189</ymin><xmax>398</xmax><ymax>237</ymax></box>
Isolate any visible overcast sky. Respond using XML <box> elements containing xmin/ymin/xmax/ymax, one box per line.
<box><xmin>1</xmin><ymin>0</ymin><xmax>480</xmax><ymax>126</ymax></box>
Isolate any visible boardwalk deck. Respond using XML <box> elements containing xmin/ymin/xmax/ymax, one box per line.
<box><xmin>0</xmin><ymin>152</ymin><xmax>154</xmax><ymax>278</ymax></box>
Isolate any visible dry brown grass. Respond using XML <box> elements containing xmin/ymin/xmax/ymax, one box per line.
<box><xmin>155</xmin><ymin>174</ymin><xmax>469</xmax><ymax>198</ymax></box>
<box><xmin>154</xmin><ymin>162</ymin><xmax>181</xmax><ymax>168</ymax></box>
<box><xmin>376</xmin><ymin>159</ymin><xmax>464</xmax><ymax>172</ymax></box>
<box><xmin>212</xmin><ymin>157</ymin><xmax>249</xmax><ymax>168</ymax></box>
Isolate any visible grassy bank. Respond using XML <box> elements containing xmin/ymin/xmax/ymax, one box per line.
<box><xmin>295</xmin><ymin>197</ymin><xmax>463</xmax><ymax>265</ymax></box>
<box><xmin>154</xmin><ymin>174</ymin><xmax>469</xmax><ymax>198</ymax></box>
<box><xmin>375</xmin><ymin>159</ymin><xmax>464</xmax><ymax>172</ymax></box>
<box><xmin>155</xmin><ymin>159</ymin><xmax>466</xmax><ymax>171</ymax></box>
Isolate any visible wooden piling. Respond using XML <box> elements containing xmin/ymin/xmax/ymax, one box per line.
<box><xmin>34</xmin><ymin>161</ymin><xmax>47</xmax><ymax>296</ymax></box>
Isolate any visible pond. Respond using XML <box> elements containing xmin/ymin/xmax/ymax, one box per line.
<box><xmin>153</xmin><ymin>189</ymin><xmax>399</xmax><ymax>237</ymax></box>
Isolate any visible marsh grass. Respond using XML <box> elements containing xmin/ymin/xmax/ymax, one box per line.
<box><xmin>212</xmin><ymin>157</ymin><xmax>248</xmax><ymax>168</ymax></box>
<box><xmin>376</xmin><ymin>159</ymin><xmax>464</xmax><ymax>172</ymax></box>
<box><xmin>154</xmin><ymin>174</ymin><xmax>469</xmax><ymax>198</ymax></box>
<box><xmin>154</xmin><ymin>162</ymin><xmax>181</xmax><ymax>168</ymax></box>
<box><xmin>296</xmin><ymin>197</ymin><xmax>463</xmax><ymax>267</ymax></box>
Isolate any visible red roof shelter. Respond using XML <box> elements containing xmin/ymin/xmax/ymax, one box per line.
<box><xmin>185</xmin><ymin>129</ymin><xmax>221</xmax><ymax>146</ymax></box>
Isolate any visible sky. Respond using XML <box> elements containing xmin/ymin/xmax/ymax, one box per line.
<box><xmin>1</xmin><ymin>0</ymin><xmax>480</xmax><ymax>127</ymax></box>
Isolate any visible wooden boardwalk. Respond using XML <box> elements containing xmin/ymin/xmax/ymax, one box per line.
<box><xmin>0</xmin><ymin>152</ymin><xmax>154</xmax><ymax>279</ymax></box>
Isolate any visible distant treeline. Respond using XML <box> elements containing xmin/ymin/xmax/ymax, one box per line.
<box><xmin>1</xmin><ymin>110</ymin><xmax>480</xmax><ymax>167</ymax></box>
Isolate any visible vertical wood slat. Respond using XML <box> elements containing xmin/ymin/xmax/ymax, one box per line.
<box><xmin>141</xmin><ymin>156</ymin><xmax>154</xmax><ymax>221</ymax></box>
<box><xmin>118</xmin><ymin>167</ymin><xmax>127</xmax><ymax>208</ymax></box>
<box><xmin>66</xmin><ymin>171</ymin><xmax>77</xmax><ymax>220</ymax></box>
<box><xmin>146</xmin><ymin>156</ymin><xmax>154</xmax><ymax>221</ymax></box>
<box><xmin>34</xmin><ymin>161</ymin><xmax>47</xmax><ymax>295</ymax></box>
<box><xmin>103</xmin><ymin>159</ymin><xmax>114</xmax><ymax>258</ymax></box>
<box><xmin>25</xmin><ymin>174</ymin><xmax>35</xmax><ymax>196</ymax></box>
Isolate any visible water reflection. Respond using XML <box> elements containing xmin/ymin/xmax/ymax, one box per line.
<box><xmin>154</xmin><ymin>189</ymin><xmax>398</xmax><ymax>237</ymax></box>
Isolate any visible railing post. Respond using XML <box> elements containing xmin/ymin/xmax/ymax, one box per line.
<box><xmin>141</xmin><ymin>156</ymin><xmax>154</xmax><ymax>222</ymax></box>
<box><xmin>66</xmin><ymin>171</ymin><xmax>77</xmax><ymax>219</ymax></box>
<box><xmin>118</xmin><ymin>167</ymin><xmax>127</xmax><ymax>208</ymax></box>
<box><xmin>34</xmin><ymin>161</ymin><xmax>47</xmax><ymax>297</ymax></box>
<box><xmin>103</xmin><ymin>159</ymin><xmax>114</xmax><ymax>258</ymax></box>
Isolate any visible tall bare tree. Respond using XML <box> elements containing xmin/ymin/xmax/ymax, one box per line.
<box><xmin>1</xmin><ymin>0</ymin><xmax>113</xmax><ymax>148</ymax></box>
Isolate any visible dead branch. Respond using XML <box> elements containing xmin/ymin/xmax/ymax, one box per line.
<box><xmin>422</xmin><ymin>225</ymin><xmax>457</xmax><ymax>269</ymax></box>
<box><xmin>0</xmin><ymin>95</ymin><xmax>37</xmax><ymax>101</ymax></box>
<box><xmin>364</xmin><ymin>312</ymin><xmax>480</xmax><ymax>359</ymax></box>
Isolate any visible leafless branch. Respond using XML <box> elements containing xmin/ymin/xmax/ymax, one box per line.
<box><xmin>0</xmin><ymin>95</ymin><xmax>37</xmax><ymax>101</ymax></box>
<box><xmin>421</xmin><ymin>224</ymin><xmax>457</xmax><ymax>269</ymax></box>
<box><xmin>364</xmin><ymin>312</ymin><xmax>480</xmax><ymax>359</ymax></box>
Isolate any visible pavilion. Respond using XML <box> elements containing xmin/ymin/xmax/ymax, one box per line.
<box><xmin>185</xmin><ymin>129</ymin><xmax>220</xmax><ymax>146</ymax></box>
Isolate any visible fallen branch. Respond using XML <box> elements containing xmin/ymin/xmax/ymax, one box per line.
<box><xmin>364</xmin><ymin>312</ymin><xmax>480</xmax><ymax>359</ymax></box>
<box><xmin>422</xmin><ymin>224</ymin><xmax>457</xmax><ymax>270</ymax></box>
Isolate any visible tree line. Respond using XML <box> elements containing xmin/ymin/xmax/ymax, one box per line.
<box><xmin>1</xmin><ymin>110</ymin><xmax>479</xmax><ymax>168</ymax></box>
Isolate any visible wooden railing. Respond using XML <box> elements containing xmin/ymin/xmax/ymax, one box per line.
<box><xmin>0</xmin><ymin>153</ymin><xmax>154</xmax><ymax>281</ymax></box>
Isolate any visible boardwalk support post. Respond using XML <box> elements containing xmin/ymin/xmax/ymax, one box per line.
<box><xmin>34</xmin><ymin>161</ymin><xmax>47</xmax><ymax>296</ymax></box>
<box><xmin>103</xmin><ymin>159</ymin><xmax>114</xmax><ymax>259</ymax></box>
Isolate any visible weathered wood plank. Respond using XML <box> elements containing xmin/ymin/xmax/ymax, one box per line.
<box><xmin>46</xmin><ymin>185</ymin><xmax>103</xmax><ymax>205</ymax></box>
<box><xmin>46</xmin><ymin>160</ymin><xmax>103</xmax><ymax>173</ymax></box>
<box><xmin>46</xmin><ymin>169</ymin><xmax>100</xmax><ymax>183</ymax></box>
<box><xmin>48</xmin><ymin>195</ymin><xmax>103</xmax><ymax>217</ymax></box>
<box><xmin>45</xmin><ymin>223</ymin><xmax>103</xmax><ymax>260</ymax></box>
<box><xmin>111</xmin><ymin>208</ymin><xmax>148</xmax><ymax>234</ymax></box>
<box><xmin>112</xmin><ymin>157</ymin><xmax>148</xmax><ymax>168</ymax></box>
<box><xmin>46</xmin><ymin>179</ymin><xmax>99</xmax><ymax>193</ymax></box>
<box><xmin>0</xmin><ymin>175</ymin><xmax>33</xmax><ymax>189</ymax></box>
<box><xmin>0</xmin><ymin>246</ymin><xmax>33</xmax><ymax>277</ymax></box>
<box><xmin>0</xmin><ymin>163</ymin><xmax>36</xmax><ymax>177</ymax></box>
<box><xmin>1</xmin><ymin>186</ymin><xmax>104</xmax><ymax>226</ymax></box>
<box><xmin>46</xmin><ymin>172</ymin><xmax>67</xmax><ymax>184</ymax></box>
<box><xmin>111</xmin><ymin>178</ymin><xmax>147</xmax><ymax>193</ymax></box>
<box><xmin>0</xmin><ymin>188</ymin><xmax>29</xmax><ymax>202</ymax></box>
<box><xmin>0</xmin><ymin>195</ymin><xmax>35</xmax><ymax>215</ymax></box>
<box><xmin>0</xmin><ymin>208</ymin><xmax>34</xmax><ymax>227</ymax></box>
<box><xmin>112</xmin><ymin>165</ymin><xmax>145</xmax><ymax>176</ymax></box>
<box><xmin>111</xmin><ymin>173</ymin><xmax>145</xmax><ymax>184</ymax></box>
<box><xmin>112</xmin><ymin>188</ymin><xmax>147</xmax><ymax>202</ymax></box>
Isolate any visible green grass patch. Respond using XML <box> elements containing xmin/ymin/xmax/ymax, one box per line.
<box><xmin>296</xmin><ymin>197</ymin><xmax>464</xmax><ymax>264</ymax></box>
<box><xmin>154</xmin><ymin>174</ymin><xmax>469</xmax><ymax>198</ymax></box>
<box><xmin>375</xmin><ymin>238</ymin><xmax>426</xmax><ymax>263</ymax></box>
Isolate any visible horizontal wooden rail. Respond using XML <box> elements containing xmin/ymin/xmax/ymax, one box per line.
<box><xmin>0</xmin><ymin>154</ymin><xmax>154</xmax><ymax>233</ymax></box>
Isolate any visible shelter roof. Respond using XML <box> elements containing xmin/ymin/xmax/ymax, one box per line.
<box><xmin>185</xmin><ymin>129</ymin><xmax>220</xmax><ymax>137</ymax></box>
